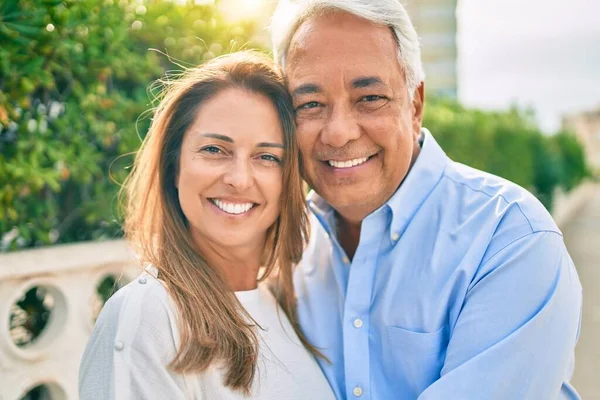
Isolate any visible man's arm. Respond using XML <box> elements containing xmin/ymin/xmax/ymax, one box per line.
<box><xmin>419</xmin><ymin>231</ymin><xmax>582</xmax><ymax>399</ymax></box>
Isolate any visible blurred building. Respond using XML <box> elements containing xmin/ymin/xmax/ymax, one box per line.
<box><xmin>563</xmin><ymin>108</ymin><xmax>600</xmax><ymax>172</ymax></box>
<box><xmin>405</xmin><ymin>0</ymin><xmax>459</xmax><ymax>98</ymax></box>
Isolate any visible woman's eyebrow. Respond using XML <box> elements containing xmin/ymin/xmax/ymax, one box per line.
<box><xmin>200</xmin><ymin>133</ymin><xmax>283</xmax><ymax>149</ymax></box>
<box><xmin>257</xmin><ymin>142</ymin><xmax>284</xmax><ymax>149</ymax></box>
<box><xmin>200</xmin><ymin>133</ymin><xmax>233</xmax><ymax>142</ymax></box>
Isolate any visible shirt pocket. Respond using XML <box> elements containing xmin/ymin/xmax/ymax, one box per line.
<box><xmin>384</xmin><ymin>324</ymin><xmax>449</xmax><ymax>396</ymax></box>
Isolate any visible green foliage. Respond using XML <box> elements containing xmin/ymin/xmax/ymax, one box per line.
<box><xmin>0</xmin><ymin>1</ymin><xmax>590</xmax><ymax>251</ymax></box>
<box><xmin>550</xmin><ymin>131</ymin><xmax>590</xmax><ymax>191</ymax></box>
<box><xmin>1</xmin><ymin>0</ymin><xmax>258</xmax><ymax>251</ymax></box>
<box><xmin>424</xmin><ymin>97</ymin><xmax>590</xmax><ymax>209</ymax></box>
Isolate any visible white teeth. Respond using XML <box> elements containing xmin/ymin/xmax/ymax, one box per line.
<box><xmin>328</xmin><ymin>157</ymin><xmax>369</xmax><ymax>169</ymax></box>
<box><xmin>212</xmin><ymin>199</ymin><xmax>254</xmax><ymax>215</ymax></box>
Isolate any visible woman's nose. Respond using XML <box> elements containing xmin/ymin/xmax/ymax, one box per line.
<box><xmin>222</xmin><ymin>157</ymin><xmax>253</xmax><ymax>191</ymax></box>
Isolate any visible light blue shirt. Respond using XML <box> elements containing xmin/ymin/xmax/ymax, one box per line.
<box><xmin>295</xmin><ymin>129</ymin><xmax>582</xmax><ymax>400</ymax></box>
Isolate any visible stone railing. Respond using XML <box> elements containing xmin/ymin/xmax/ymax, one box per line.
<box><xmin>0</xmin><ymin>182</ymin><xmax>596</xmax><ymax>399</ymax></box>
<box><xmin>0</xmin><ymin>240</ymin><xmax>140</xmax><ymax>400</ymax></box>
<box><xmin>552</xmin><ymin>181</ymin><xmax>597</xmax><ymax>228</ymax></box>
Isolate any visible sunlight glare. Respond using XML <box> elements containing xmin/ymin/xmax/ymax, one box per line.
<box><xmin>219</xmin><ymin>0</ymin><xmax>268</xmax><ymax>22</ymax></box>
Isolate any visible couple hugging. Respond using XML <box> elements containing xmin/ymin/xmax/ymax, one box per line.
<box><xmin>79</xmin><ymin>1</ymin><xmax>582</xmax><ymax>399</ymax></box>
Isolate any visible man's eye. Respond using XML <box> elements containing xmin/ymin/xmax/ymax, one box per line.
<box><xmin>362</xmin><ymin>95</ymin><xmax>385</xmax><ymax>102</ymax></box>
<box><xmin>297</xmin><ymin>101</ymin><xmax>320</xmax><ymax>110</ymax></box>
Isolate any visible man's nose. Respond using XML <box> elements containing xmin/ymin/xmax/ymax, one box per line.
<box><xmin>222</xmin><ymin>156</ymin><xmax>253</xmax><ymax>191</ymax></box>
<box><xmin>320</xmin><ymin>104</ymin><xmax>361</xmax><ymax>148</ymax></box>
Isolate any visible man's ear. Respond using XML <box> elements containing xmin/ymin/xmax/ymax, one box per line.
<box><xmin>411</xmin><ymin>82</ymin><xmax>425</xmax><ymax>138</ymax></box>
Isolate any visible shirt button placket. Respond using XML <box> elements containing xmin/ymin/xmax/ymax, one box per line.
<box><xmin>353</xmin><ymin>386</ymin><xmax>363</xmax><ymax>397</ymax></box>
<box><xmin>343</xmin><ymin>255</ymin><xmax>373</xmax><ymax>399</ymax></box>
<box><xmin>343</xmin><ymin>211</ymin><xmax>386</xmax><ymax>400</ymax></box>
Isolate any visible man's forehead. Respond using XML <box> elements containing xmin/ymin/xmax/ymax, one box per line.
<box><xmin>288</xmin><ymin>63</ymin><xmax>392</xmax><ymax>87</ymax></box>
<box><xmin>285</xmin><ymin>12</ymin><xmax>400</xmax><ymax>78</ymax></box>
<box><xmin>289</xmin><ymin>75</ymin><xmax>390</xmax><ymax>98</ymax></box>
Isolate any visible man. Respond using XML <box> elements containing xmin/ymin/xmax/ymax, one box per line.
<box><xmin>270</xmin><ymin>1</ymin><xmax>582</xmax><ymax>399</ymax></box>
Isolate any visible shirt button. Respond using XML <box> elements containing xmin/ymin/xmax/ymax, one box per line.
<box><xmin>353</xmin><ymin>386</ymin><xmax>363</xmax><ymax>397</ymax></box>
<box><xmin>138</xmin><ymin>277</ymin><xmax>147</xmax><ymax>284</ymax></box>
<box><xmin>353</xmin><ymin>318</ymin><xmax>363</xmax><ymax>328</ymax></box>
<box><xmin>342</xmin><ymin>256</ymin><xmax>350</xmax><ymax>264</ymax></box>
<box><xmin>114</xmin><ymin>341</ymin><xmax>124</xmax><ymax>351</ymax></box>
<box><xmin>391</xmin><ymin>232</ymin><xmax>400</xmax><ymax>241</ymax></box>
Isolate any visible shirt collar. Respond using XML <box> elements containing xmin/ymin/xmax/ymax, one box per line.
<box><xmin>385</xmin><ymin>128</ymin><xmax>449</xmax><ymax>239</ymax></box>
<box><xmin>307</xmin><ymin>128</ymin><xmax>449</xmax><ymax>238</ymax></box>
<box><xmin>307</xmin><ymin>187</ymin><xmax>337</xmax><ymax>237</ymax></box>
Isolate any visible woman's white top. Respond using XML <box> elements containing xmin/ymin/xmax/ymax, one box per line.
<box><xmin>78</xmin><ymin>270</ymin><xmax>335</xmax><ymax>400</ymax></box>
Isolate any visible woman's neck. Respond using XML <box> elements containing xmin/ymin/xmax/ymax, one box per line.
<box><xmin>192</xmin><ymin>233</ymin><xmax>264</xmax><ymax>291</ymax></box>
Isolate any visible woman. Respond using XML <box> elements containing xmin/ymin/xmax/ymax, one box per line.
<box><xmin>78</xmin><ymin>51</ymin><xmax>335</xmax><ymax>399</ymax></box>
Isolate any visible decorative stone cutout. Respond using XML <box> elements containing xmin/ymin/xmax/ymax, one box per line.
<box><xmin>4</xmin><ymin>281</ymin><xmax>68</xmax><ymax>361</ymax></box>
<box><xmin>10</xmin><ymin>286</ymin><xmax>55</xmax><ymax>348</ymax></box>
<box><xmin>19</xmin><ymin>382</ymin><xmax>67</xmax><ymax>400</ymax></box>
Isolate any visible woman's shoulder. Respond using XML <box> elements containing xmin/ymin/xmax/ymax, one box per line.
<box><xmin>97</xmin><ymin>268</ymin><xmax>178</xmax><ymax>340</ymax></box>
<box><xmin>80</xmin><ymin>269</ymin><xmax>190</xmax><ymax>399</ymax></box>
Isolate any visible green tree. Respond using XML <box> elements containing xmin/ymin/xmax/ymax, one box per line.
<box><xmin>551</xmin><ymin>131</ymin><xmax>590</xmax><ymax>191</ymax></box>
<box><xmin>0</xmin><ymin>0</ymin><xmax>258</xmax><ymax>251</ymax></box>
<box><xmin>423</xmin><ymin>97</ymin><xmax>589</xmax><ymax>209</ymax></box>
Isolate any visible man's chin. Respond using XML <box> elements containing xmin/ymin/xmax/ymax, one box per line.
<box><xmin>321</xmin><ymin>189</ymin><xmax>379</xmax><ymax>217</ymax></box>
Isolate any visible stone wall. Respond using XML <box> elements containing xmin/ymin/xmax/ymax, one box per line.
<box><xmin>0</xmin><ymin>240</ymin><xmax>140</xmax><ymax>399</ymax></box>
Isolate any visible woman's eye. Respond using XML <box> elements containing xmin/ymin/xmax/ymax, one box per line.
<box><xmin>201</xmin><ymin>146</ymin><xmax>222</xmax><ymax>154</ymax></box>
<box><xmin>259</xmin><ymin>154</ymin><xmax>281</xmax><ymax>164</ymax></box>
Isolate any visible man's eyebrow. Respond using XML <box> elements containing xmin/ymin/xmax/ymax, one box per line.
<box><xmin>257</xmin><ymin>142</ymin><xmax>284</xmax><ymax>149</ymax></box>
<box><xmin>352</xmin><ymin>76</ymin><xmax>386</xmax><ymax>88</ymax></box>
<box><xmin>291</xmin><ymin>83</ymin><xmax>321</xmax><ymax>97</ymax></box>
<box><xmin>200</xmin><ymin>133</ymin><xmax>233</xmax><ymax>142</ymax></box>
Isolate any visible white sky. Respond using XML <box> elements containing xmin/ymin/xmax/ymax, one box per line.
<box><xmin>457</xmin><ymin>0</ymin><xmax>600</xmax><ymax>132</ymax></box>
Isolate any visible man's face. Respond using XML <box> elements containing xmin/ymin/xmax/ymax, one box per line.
<box><xmin>286</xmin><ymin>12</ymin><xmax>424</xmax><ymax>221</ymax></box>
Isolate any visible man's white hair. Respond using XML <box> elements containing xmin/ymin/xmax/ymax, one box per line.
<box><xmin>270</xmin><ymin>0</ymin><xmax>425</xmax><ymax>98</ymax></box>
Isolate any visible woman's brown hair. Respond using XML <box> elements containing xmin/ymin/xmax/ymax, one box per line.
<box><xmin>122</xmin><ymin>51</ymin><xmax>322</xmax><ymax>394</ymax></box>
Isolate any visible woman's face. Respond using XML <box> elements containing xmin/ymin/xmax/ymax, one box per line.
<box><xmin>177</xmin><ymin>88</ymin><xmax>285</xmax><ymax>252</ymax></box>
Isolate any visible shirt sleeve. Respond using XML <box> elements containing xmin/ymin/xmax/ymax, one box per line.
<box><xmin>418</xmin><ymin>231</ymin><xmax>582</xmax><ymax>399</ymax></box>
<box><xmin>78</xmin><ymin>278</ymin><xmax>191</xmax><ymax>400</ymax></box>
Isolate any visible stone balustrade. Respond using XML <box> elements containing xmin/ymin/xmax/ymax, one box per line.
<box><xmin>552</xmin><ymin>181</ymin><xmax>597</xmax><ymax>228</ymax></box>
<box><xmin>0</xmin><ymin>240</ymin><xmax>140</xmax><ymax>400</ymax></box>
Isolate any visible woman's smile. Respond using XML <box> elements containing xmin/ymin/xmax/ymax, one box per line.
<box><xmin>207</xmin><ymin>197</ymin><xmax>259</xmax><ymax>216</ymax></box>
